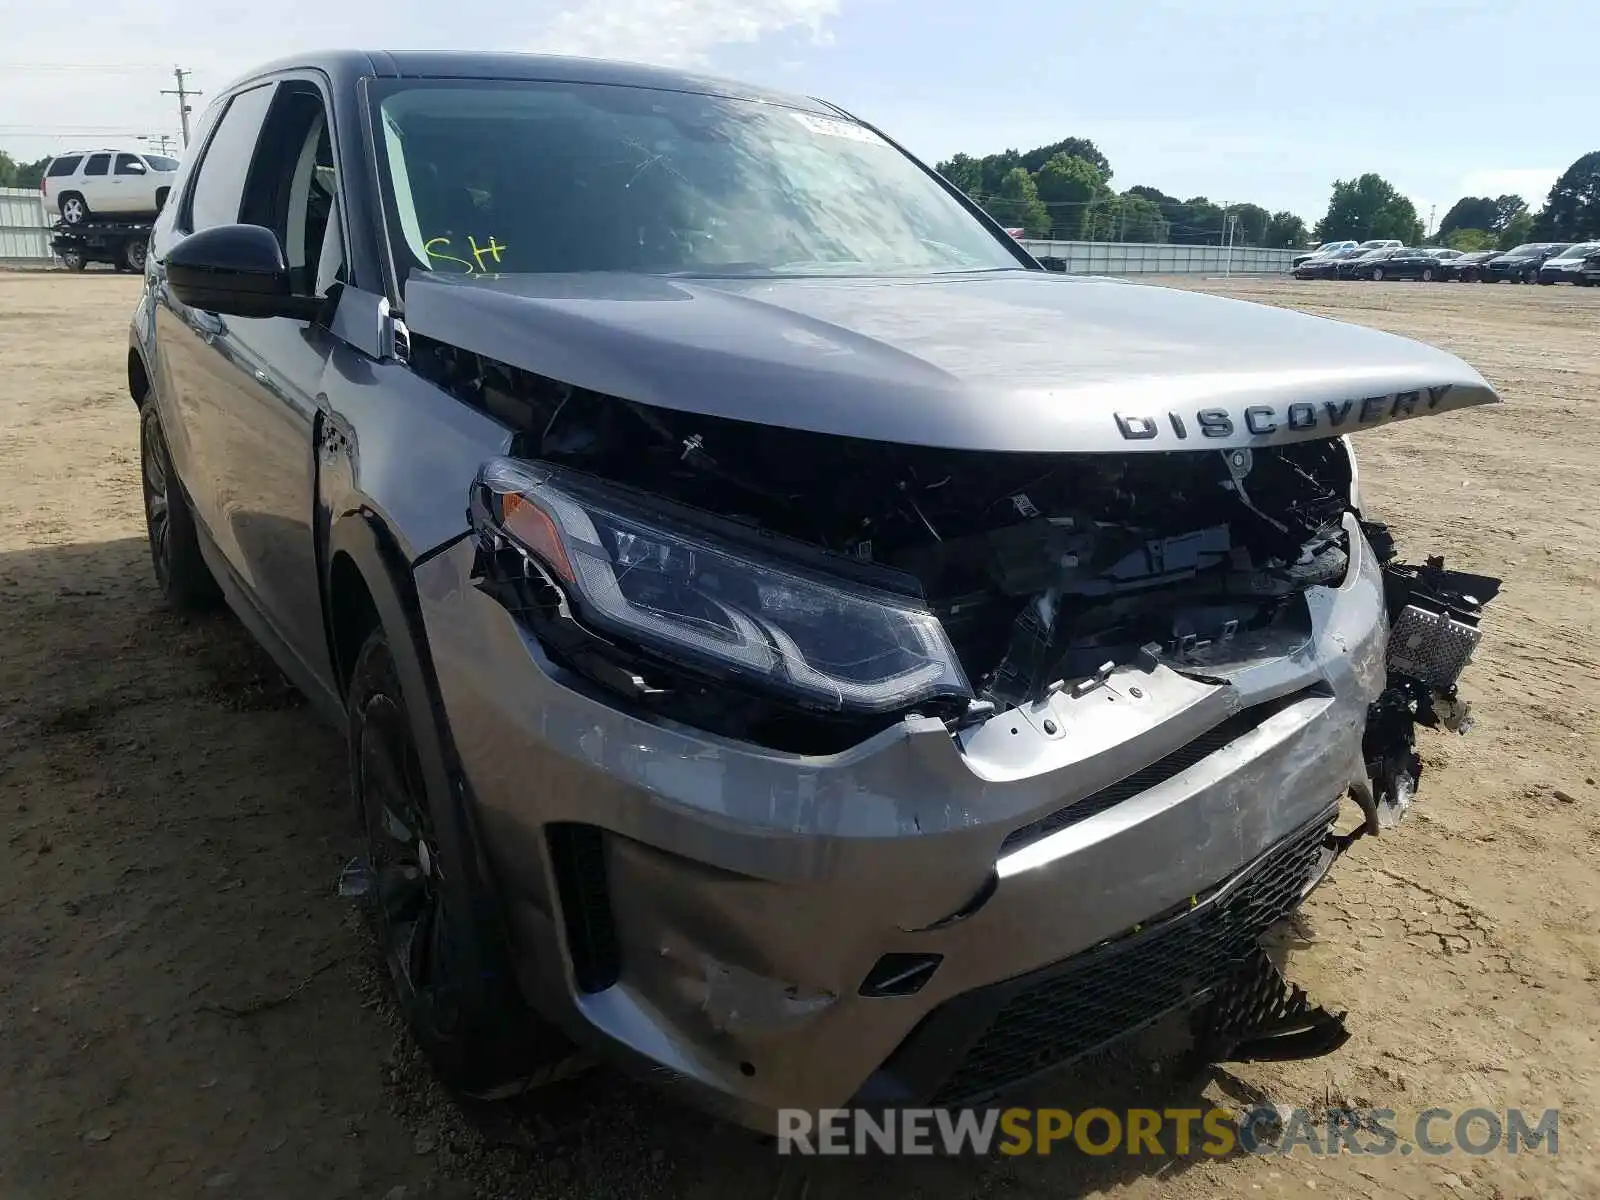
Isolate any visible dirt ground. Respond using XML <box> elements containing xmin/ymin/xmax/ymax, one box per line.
<box><xmin>2</xmin><ymin>272</ymin><xmax>1596</xmax><ymax>1200</ymax></box>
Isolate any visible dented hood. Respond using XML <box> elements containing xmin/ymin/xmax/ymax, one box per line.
<box><xmin>403</xmin><ymin>270</ymin><xmax>1499</xmax><ymax>453</ymax></box>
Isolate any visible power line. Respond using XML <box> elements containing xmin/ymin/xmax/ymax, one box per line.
<box><xmin>0</xmin><ymin>62</ymin><xmax>168</xmax><ymax>73</ymax></box>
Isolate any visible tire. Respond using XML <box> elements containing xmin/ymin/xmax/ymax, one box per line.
<box><xmin>59</xmin><ymin>192</ymin><xmax>89</xmax><ymax>225</ymax></box>
<box><xmin>139</xmin><ymin>402</ymin><xmax>221</xmax><ymax>611</ymax></box>
<box><xmin>60</xmin><ymin>250</ymin><xmax>86</xmax><ymax>272</ymax></box>
<box><xmin>1420</xmin><ymin>267</ymin><xmax>1434</xmax><ymax>282</ymax></box>
<box><xmin>155</xmin><ymin>186</ymin><xmax>170</xmax><ymax>211</ymax></box>
<box><xmin>348</xmin><ymin>628</ymin><xmax>574</xmax><ymax>1099</ymax></box>
<box><xmin>1370</xmin><ymin>266</ymin><xmax>1384</xmax><ymax>281</ymax></box>
<box><xmin>125</xmin><ymin>238</ymin><xmax>148</xmax><ymax>273</ymax></box>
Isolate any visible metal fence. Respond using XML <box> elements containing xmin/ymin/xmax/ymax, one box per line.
<box><xmin>0</xmin><ymin>190</ymin><xmax>1297</xmax><ymax>275</ymax></box>
<box><xmin>0</xmin><ymin>187</ymin><xmax>52</xmax><ymax>267</ymax></box>
<box><xmin>1019</xmin><ymin>239</ymin><xmax>1296</xmax><ymax>275</ymax></box>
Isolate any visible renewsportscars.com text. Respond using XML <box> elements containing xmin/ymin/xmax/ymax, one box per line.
<box><xmin>776</xmin><ymin>1106</ymin><xmax>1560</xmax><ymax>1157</ymax></box>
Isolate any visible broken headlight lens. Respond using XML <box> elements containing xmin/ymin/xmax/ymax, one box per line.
<box><xmin>470</xmin><ymin>458</ymin><xmax>972</xmax><ymax>714</ymax></box>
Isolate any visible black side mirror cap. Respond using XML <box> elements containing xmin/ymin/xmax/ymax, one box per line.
<box><xmin>166</xmin><ymin>224</ymin><xmax>322</xmax><ymax>321</ymax></box>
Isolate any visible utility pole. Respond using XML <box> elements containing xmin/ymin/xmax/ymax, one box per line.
<box><xmin>161</xmin><ymin>67</ymin><xmax>201</xmax><ymax>147</ymax></box>
<box><xmin>1427</xmin><ymin>203</ymin><xmax>1436</xmax><ymax>239</ymax></box>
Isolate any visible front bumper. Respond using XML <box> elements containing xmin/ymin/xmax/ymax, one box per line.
<box><xmin>414</xmin><ymin>514</ymin><xmax>1390</xmax><ymax>1131</ymax></box>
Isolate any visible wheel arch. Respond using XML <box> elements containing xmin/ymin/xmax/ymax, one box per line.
<box><xmin>128</xmin><ymin>347</ymin><xmax>151</xmax><ymax>408</ymax></box>
<box><xmin>325</xmin><ymin>510</ymin><xmax>518</xmax><ymax>990</ymax></box>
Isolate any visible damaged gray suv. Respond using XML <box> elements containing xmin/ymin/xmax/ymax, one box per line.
<box><xmin>128</xmin><ymin>51</ymin><xmax>1501</xmax><ymax>1130</ymax></box>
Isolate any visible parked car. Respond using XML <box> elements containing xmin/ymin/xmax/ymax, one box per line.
<box><xmin>1293</xmin><ymin>245</ymin><xmax>1365</xmax><ymax>278</ymax></box>
<box><xmin>1334</xmin><ymin>247</ymin><xmax>1401</xmax><ymax>279</ymax></box>
<box><xmin>1355</xmin><ymin>238</ymin><xmax>1404</xmax><ymax>252</ymax></box>
<box><xmin>1581</xmin><ymin>247</ymin><xmax>1600</xmax><ymax>286</ymax></box>
<box><xmin>1292</xmin><ymin>240</ymin><xmax>1357</xmax><ymax>268</ymax></box>
<box><xmin>1535</xmin><ymin>242</ymin><xmax>1600</xmax><ymax>284</ymax></box>
<box><xmin>1481</xmin><ymin>242</ymin><xmax>1571</xmax><ymax>283</ymax></box>
<box><xmin>129</xmin><ymin>50</ymin><xmax>1501</xmax><ymax>1131</ymax></box>
<box><xmin>41</xmin><ymin>149</ymin><xmax>181</xmax><ymax>225</ymax></box>
<box><xmin>1351</xmin><ymin>247</ymin><xmax>1458</xmax><ymax>281</ymax></box>
<box><xmin>1441</xmin><ymin>250</ymin><xmax>1498</xmax><ymax>282</ymax></box>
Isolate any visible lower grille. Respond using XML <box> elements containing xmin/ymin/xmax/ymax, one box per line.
<box><xmin>929</xmin><ymin>809</ymin><xmax>1335</xmax><ymax>1105</ymax></box>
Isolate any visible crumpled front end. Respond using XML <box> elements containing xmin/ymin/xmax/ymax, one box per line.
<box><xmin>410</xmin><ymin>506</ymin><xmax>1492</xmax><ymax>1130</ymax></box>
<box><xmin>406</xmin><ymin>324</ymin><xmax>1499</xmax><ymax>1129</ymax></box>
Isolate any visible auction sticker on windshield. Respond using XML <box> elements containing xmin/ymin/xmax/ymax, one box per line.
<box><xmin>789</xmin><ymin>111</ymin><xmax>884</xmax><ymax>144</ymax></box>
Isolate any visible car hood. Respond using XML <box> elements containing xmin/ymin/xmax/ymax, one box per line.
<box><xmin>403</xmin><ymin>270</ymin><xmax>1498</xmax><ymax>454</ymax></box>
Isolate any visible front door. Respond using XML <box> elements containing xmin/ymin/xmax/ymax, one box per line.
<box><xmin>151</xmin><ymin>77</ymin><xmax>347</xmax><ymax>689</ymax></box>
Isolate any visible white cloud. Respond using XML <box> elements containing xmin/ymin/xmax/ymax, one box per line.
<box><xmin>535</xmin><ymin>0</ymin><xmax>840</xmax><ymax>67</ymax></box>
<box><xmin>1456</xmin><ymin>167</ymin><xmax>1560</xmax><ymax>208</ymax></box>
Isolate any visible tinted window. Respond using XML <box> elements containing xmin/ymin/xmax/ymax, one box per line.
<box><xmin>186</xmin><ymin>84</ymin><xmax>276</xmax><ymax>233</ymax></box>
<box><xmin>144</xmin><ymin>155</ymin><xmax>180</xmax><ymax>172</ymax></box>
<box><xmin>372</xmin><ymin>81</ymin><xmax>1020</xmax><ymax>278</ymax></box>
<box><xmin>47</xmin><ymin>156</ymin><xmax>83</xmax><ymax>177</ymax></box>
<box><xmin>83</xmin><ymin>154</ymin><xmax>110</xmax><ymax>176</ymax></box>
<box><xmin>239</xmin><ymin>84</ymin><xmax>342</xmax><ymax>295</ymax></box>
<box><xmin>114</xmin><ymin>153</ymin><xmax>146</xmax><ymax>175</ymax></box>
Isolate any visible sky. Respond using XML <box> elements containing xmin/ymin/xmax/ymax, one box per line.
<box><xmin>2</xmin><ymin>0</ymin><xmax>1594</xmax><ymax>229</ymax></box>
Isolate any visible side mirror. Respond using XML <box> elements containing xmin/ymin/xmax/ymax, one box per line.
<box><xmin>166</xmin><ymin>224</ymin><xmax>321</xmax><ymax>320</ymax></box>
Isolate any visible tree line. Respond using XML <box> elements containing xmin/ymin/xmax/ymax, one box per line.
<box><xmin>939</xmin><ymin>139</ymin><xmax>1600</xmax><ymax>252</ymax></box>
<box><xmin>936</xmin><ymin>140</ymin><xmax>1308</xmax><ymax>247</ymax></box>
<box><xmin>0</xmin><ymin>153</ymin><xmax>51</xmax><ymax>190</ymax></box>
<box><xmin>1312</xmin><ymin>151</ymin><xmax>1599</xmax><ymax>249</ymax></box>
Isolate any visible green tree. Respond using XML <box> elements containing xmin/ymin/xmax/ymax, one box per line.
<box><xmin>1532</xmin><ymin>151</ymin><xmax>1600</xmax><ymax>240</ymax></box>
<box><xmin>936</xmin><ymin>152</ymin><xmax>983</xmax><ymax>197</ymax></box>
<box><xmin>1229</xmin><ymin>203</ymin><xmax>1271</xmax><ymax>245</ymax></box>
<box><xmin>1177</xmin><ymin>197</ymin><xmax>1226</xmax><ymax>243</ymax></box>
<box><xmin>1443</xmin><ymin>227</ymin><xmax>1496</xmax><ymax>252</ymax></box>
<box><xmin>1113</xmin><ymin>193</ymin><xmax>1168</xmax><ymax>242</ymax></box>
<box><xmin>0</xmin><ymin>153</ymin><xmax>49</xmax><ymax>189</ymax></box>
<box><xmin>1497</xmin><ymin>211</ymin><xmax>1535</xmax><ymax>250</ymax></box>
<box><xmin>1313</xmin><ymin>174</ymin><xmax>1423</xmax><ymax>243</ymax></box>
<box><xmin>1264</xmin><ymin>211</ymin><xmax>1309</xmax><ymax>248</ymax></box>
<box><xmin>1034</xmin><ymin>153</ymin><xmax>1104</xmax><ymax>238</ymax></box>
<box><xmin>1438</xmin><ymin>196</ymin><xmax>1498</xmax><ymax>237</ymax></box>
<box><xmin>990</xmin><ymin>167</ymin><xmax>1051</xmax><ymax>237</ymax></box>
<box><xmin>1492</xmin><ymin>193</ymin><xmax>1529</xmax><ymax>231</ymax></box>
<box><xmin>1019</xmin><ymin>138</ymin><xmax>1111</xmax><ymax>181</ymax></box>
<box><xmin>977</xmin><ymin>150</ymin><xmax>1023</xmax><ymax>201</ymax></box>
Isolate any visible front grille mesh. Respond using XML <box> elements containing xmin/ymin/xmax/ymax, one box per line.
<box><xmin>932</xmin><ymin>811</ymin><xmax>1333</xmax><ymax>1105</ymax></box>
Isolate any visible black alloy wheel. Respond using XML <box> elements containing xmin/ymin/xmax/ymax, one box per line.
<box><xmin>139</xmin><ymin>402</ymin><xmax>219</xmax><ymax>609</ymax></box>
<box><xmin>347</xmin><ymin>630</ymin><xmax>574</xmax><ymax>1098</ymax></box>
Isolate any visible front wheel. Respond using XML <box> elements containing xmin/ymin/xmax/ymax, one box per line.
<box><xmin>1370</xmin><ymin>266</ymin><xmax>1385</xmax><ymax>281</ymax></box>
<box><xmin>1420</xmin><ymin>267</ymin><xmax>1435</xmax><ymax>282</ymax></box>
<box><xmin>139</xmin><ymin>402</ymin><xmax>220</xmax><ymax>611</ymax></box>
<box><xmin>124</xmin><ymin>238</ymin><xmax>148</xmax><ymax>273</ymax></box>
<box><xmin>348</xmin><ymin>629</ymin><xmax>576</xmax><ymax>1099</ymax></box>
<box><xmin>60</xmin><ymin>250</ymin><xmax>86</xmax><ymax>272</ymax></box>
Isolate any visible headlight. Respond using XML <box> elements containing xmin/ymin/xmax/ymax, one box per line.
<box><xmin>469</xmin><ymin>458</ymin><xmax>972</xmax><ymax>714</ymax></box>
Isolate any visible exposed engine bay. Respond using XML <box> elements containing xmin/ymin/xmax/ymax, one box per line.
<box><xmin>423</xmin><ymin>339</ymin><xmax>1409</xmax><ymax>742</ymax></box>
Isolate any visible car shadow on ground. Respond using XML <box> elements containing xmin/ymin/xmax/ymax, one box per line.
<box><xmin>2</xmin><ymin>534</ymin><xmax>1277</xmax><ymax>1198</ymax></box>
